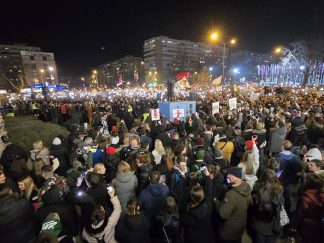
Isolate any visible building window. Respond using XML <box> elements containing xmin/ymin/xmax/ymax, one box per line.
<box><xmin>42</xmin><ymin>56</ymin><xmax>47</xmax><ymax>61</ymax></box>
<box><xmin>30</xmin><ymin>56</ymin><xmax>35</xmax><ymax>61</ymax></box>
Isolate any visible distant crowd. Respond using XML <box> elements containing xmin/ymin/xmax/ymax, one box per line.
<box><xmin>0</xmin><ymin>87</ymin><xmax>323</xmax><ymax>243</ymax></box>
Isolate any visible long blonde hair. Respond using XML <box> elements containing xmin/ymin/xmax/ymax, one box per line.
<box><xmin>19</xmin><ymin>176</ymin><xmax>38</xmax><ymax>200</ymax></box>
<box><xmin>244</xmin><ymin>151</ymin><xmax>257</xmax><ymax>175</ymax></box>
<box><xmin>154</xmin><ymin>139</ymin><xmax>165</xmax><ymax>155</ymax></box>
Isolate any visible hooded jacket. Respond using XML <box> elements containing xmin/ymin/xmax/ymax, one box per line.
<box><xmin>36</xmin><ymin>186</ymin><xmax>78</xmax><ymax>239</ymax></box>
<box><xmin>218</xmin><ymin>181</ymin><xmax>252</xmax><ymax>240</ymax></box>
<box><xmin>169</xmin><ymin>165</ymin><xmax>189</xmax><ymax>201</ymax></box>
<box><xmin>139</xmin><ymin>183</ymin><xmax>169</xmax><ymax>219</ymax></box>
<box><xmin>275</xmin><ymin>151</ymin><xmax>302</xmax><ymax>185</ymax></box>
<box><xmin>82</xmin><ymin>196</ymin><xmax>121</xmax><ymax>243</ymax></box>
<box><xmin>112</xmin><ymin>172</ymin><xmax>138</xmax><ymax>214</ymax></box>
<box><xmin>116</xmin><ymin>213</ymin><xmax>151</xmax><ymax>243</ymax></box>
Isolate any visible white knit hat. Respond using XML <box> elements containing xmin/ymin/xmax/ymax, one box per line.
<box><xmin>111</xmin><ymin>136</ymin><xmax>119</xmax><ymax>145</ymax></box>
<box><xmin>306</xmin><ymin>148</ymin><xmax>322</xmax><ymax>161</ymax></box>
<box><xmin>52</xmin><ymin>137</ymin><xmax>61</xmax><ymax>145</ymax></box>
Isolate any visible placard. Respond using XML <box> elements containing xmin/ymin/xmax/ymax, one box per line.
<box><xmin>151</xmin><ymin>108</ymin><xmax>160</xmax><ymax>121</ymax></box>
<box><xmin>212</xmin><ymin>102</ymin><xmax>219</xmax><ymax>115</ymax></box>
<box><xmin>172</xmin><ymin>109</ymin><xmax>185</xmax><ymax>118</ymax></box>
<box><xmin>229</xmin><ymin>97</ymin><xmax>237</xmax><ymax>110</ymax></box>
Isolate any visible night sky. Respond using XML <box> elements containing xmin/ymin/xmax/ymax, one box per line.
<box><xmin>1</xmin><ymin>0</ymin><xmax>323</xmax><ymax>77</ymax></box>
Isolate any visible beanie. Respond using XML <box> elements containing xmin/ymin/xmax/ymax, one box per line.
<box><xmin>111</xmin><ymin>136</ymin><xmax>119</xmax><ymax>145</ymax></box>
<box><xmin>196</xmin><ymin>137</ymin><xmax>204</xmax><ymax>147</ymax></box>
<box><xmin>306</xmin><ymin>148</ymin><xmax>322</xmax><ymax>161</ymax></box>
<box><xmin>112</xmin><ymin>126</ymin><xmax>117</xmax><ymax>132</ymax></box>
<box><xmin>40</xmin><ymin>213</ymin><xmax>62</xmax><ymax>236</ymax></box>
<box><xmin>52</xmin><ymin>137</ymin><xmax>61</xmax><ymax>146</ymax></box>
<box><xmin>246</xmin><ymin>140</ymin><xmax>254</xmax><ymax>150</ymax></box>
<box><xmin>105</xmin><ymin>146</ymin><xmax>116</xmax><ymax>155</ymax></box>
<box><xmin>195</xmin><ymin>149</ymin><xmax>205</xmax><ymax>161</ymax></box>
<box><xmin>227</xmin><ymin>166</ymin><xmax>242</xmax><ymax>179</ymax></box>
<box><xmin>255</xmin><ymin>123</ymin><xmax>264</xmax><ymax>130</ymax></box>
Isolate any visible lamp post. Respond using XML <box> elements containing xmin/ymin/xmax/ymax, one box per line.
<box><xmin>209</xmin><ymin>32</ymin><xmax>236</xmax><ymax>84</ymax></box>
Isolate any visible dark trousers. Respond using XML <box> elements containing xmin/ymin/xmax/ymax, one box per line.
<box><xmin>254</xmin><ymin>232</ymin><xmax>276</xmax><ymax>243</ymax></box>
<box><xmin>216</xmin><ymin>234</ymin><xmax>241</xmax><ymax>243</ymax></box>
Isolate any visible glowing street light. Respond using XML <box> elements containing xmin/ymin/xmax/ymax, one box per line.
<box><xmin>209</xmin><ymin>67</ymin><xmax>213</xmax><ymax>71</ymax></box>
<box><xmin>275</xmin><ymin>47</ymin><xmax>282</xmax><ymax>54</ymax></box>
<box><xmin>93</xmin><ymin>70</ymin><xmax>97</xmax><ymax>74</ymax></box>
<box><xmin>210</xmin><ymin>32</ymin><xmax>218</xmax><ymax>41</ymax></box>
<box><xmin>48</xmin><ymin>66</ymin><xmax>54</xmax><ymax>72</ymax></box>
<box><xmin>233</xmin><ymin>68</ymin><xmax>240</xmax><ymax>74</ymax></box>
<box><xmin>208</xmin><ymin>30</ymin><xmax>237</xmax><ymax>84</ymax></box>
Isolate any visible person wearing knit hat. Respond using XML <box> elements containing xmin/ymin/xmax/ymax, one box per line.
<box><xmin>105</xmin><ymin>146</ymin><xmax>116</xmax><ymax>156</ymax></box>
<box><xmin>40</xmin><ymin>213</ymin><xmax>62</xmax><ymax>236</ymax></box>
<box><xmin>195</xmin><ymin>149</ymin><xmax>205</xmax><ymax>162</ymax></box>
<box><xmin>305</xmin><ymin>148</ymin><xmax>322</xmax><ymax>161</ymax></box>
<box><xmin>110</xmin><ymin>136</ymin><xmax>120</xmax><ymax>149</ymax></box>
<box><xmin>227</xmin><ymin>166</ymin><xmax>242</xmax><ymax>180</ymax></box>
<box><xmin>196</xmin><ymin>137</ymin><xmax>204</xmax><ymax>147</ymax></box>
<box><xmin>52</xmin><ymin>137</ymin><xmax>61</xmax><ymax>145</ymax></box>
<box><xmin>217</xmin><ymin>166</ymin><xmax>251</xmax><ymax>242</ymax></box>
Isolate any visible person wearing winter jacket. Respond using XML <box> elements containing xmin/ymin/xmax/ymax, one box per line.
<box><xmin>230</xmin><ymin>128</ymin><xmax>246</xmax><ymax>166</ymax></box>
<box><xmin>181</xmin><ymin>169</ymin><xmax>214</xmax><ymax>243</ymax></box>
<box><xmin>291</xmin><ymin>173</ymin><xmax>324</xmax><ymax>243</ymax></box>
<box><xmin>30</xmin><ymin>140</ymin><xmax>50</xmax><ymax>165</ymax></box>
<box><xmin>50</xmin><ymin>137</ymin><xmax>70</xmax><ymax>176</ymax></box>
<box><xmin>215</xmin><ymin>166</ymin><xmax>252</xmax><ymax>243</ymax></box>
<box><xmin>112</xmin><ymin>161</ymin><xmax>138</xmax><ymax>214</ymax></box>
<box><xmin>116</xmin><ymin>199</ymin><xmax>151</xmax><ymax>243</ymax></box>
<box><xmin>82</xmin><ymin>186</ymin><xmax>121</xmax><ymax>243</ymax></box>
<box><xmin>0</xmin><ymin>184</ymin><xmax>37</xmax><ymax>243</ymax></box>
<box><xmin>238</xmin><ymin>138</ymin><xmax>261</xmax><ymax>189</ymax></box>
<box><xmin>36</xmin><ymin>185</ymin><xmax>78</xmax><ymax>242</ymax></box>
<box><xmin>275</xmin><ymin>140</ymin><xmax>302</xmax><ymax>213</ymax></box>
<box><xmin>135</xmin><ymin>152</ymin><xmax>154</xmax><ymax>193</ymax></box>
<box><xmin>152</xmin><ymin>196</ymin><xmax>182</xmax><ymax>243</ymax></box>
<box><xmin>251</xmin><ymin>169</ymin><xmax>284</xmax><ymax>243</ymax></box>
<box><xmin>268</xmin><ymin>119</ymin><xmax>287</xmax><ymax>156</ymax></box>
<box><xmin>169</xmin><ymin>155</ymin><xmax>189</xmax><ymax>202</ymax></box>
<box><xmin>138</xmin><ymin>171</ymin><xmax>169</xmax><ymax>220</ymax></box>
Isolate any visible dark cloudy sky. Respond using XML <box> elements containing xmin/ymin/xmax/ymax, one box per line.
<box><xmin>0</xmin><ymin>0</ymin><xmax>323</xmax><ymax>76</ymax></box>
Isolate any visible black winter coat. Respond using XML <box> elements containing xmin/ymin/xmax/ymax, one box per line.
<box><xmin>36</xmin><ymin>186</ymin><xmax>78</xmax><ymax>239</ymax></box>
<box><xmin>0</xmin><ymin>195</ymin><xmax>36</xmax><ymax>243</ymax></box>
<box><xmin>116</xmin><ymin>213</ymin><xmax>151</xmax><ymax>243</ymax></box>
<box><xmin>152</xmin><ymin>213</ymin><xmax>182</xmax><ymax>243</ymax></box>
<box><xmin>181</xmin><ymin>176</ymin><xmax>214</xmax><ymax>243</ymax></box>
<box><xmin>137</xmin><ymin>163</ymin><xmax>153</xmax><ymax>193</ymax></box>
<box><xmin>50</xmin><ymin>144</ymin><xmax>70</xmax><ymax>176</ymax></box>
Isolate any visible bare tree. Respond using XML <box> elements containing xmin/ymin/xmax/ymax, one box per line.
<box><xmin>289</xmin><ymin>37</ymin><xmax>324</xmax><ymax>87</ymax></box>
<box><xmin>0</xmin><ymin>71</ymin><xmax>25</xmax><ymax>92</ymax></box>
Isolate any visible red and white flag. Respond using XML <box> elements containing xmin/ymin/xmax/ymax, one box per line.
<box><xmin>117</xmin><ymin>75</ymin><xmax>123</xmax><ymax>86</ymax></box>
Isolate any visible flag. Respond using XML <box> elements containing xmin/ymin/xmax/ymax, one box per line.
<box><xmin>212</xmin><ymin>75</ymin><xmax>222</xmax><ymax>86</ymax></box>
<box><xmin>117</xmin><ymin>75</ymin><xmax>123</xmax><ymax>86</ymax></box>
<box><xmin>134</xmin><ymin>68</ymin><xmax>139</xmax><ymax>81</ymax></box>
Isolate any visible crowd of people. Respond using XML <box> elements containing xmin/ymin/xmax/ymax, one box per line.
<box><xmin>0</xmin><ymin>86</ymin><xmax>323</xmax><ymax>243</ymax></box>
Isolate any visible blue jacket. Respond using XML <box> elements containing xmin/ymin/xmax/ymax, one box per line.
<box><xmin>92</xmin><ymin>149</ymin><xmax>105</xmax><ymax>166</ymax></box>
<box><xmin>275</xmin><ymin>151</ymin><xmax>302</xmax><ymax>185</ymax></box>
<box><xmin>139</xmin><ymin>183</ymin><xmax>169</xmax><ymax>219</ymax></box>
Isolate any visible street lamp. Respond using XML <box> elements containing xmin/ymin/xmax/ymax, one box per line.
<box><xmin>209</xmin><ymin>32</ymin><xmax>237</xmax><ymax>84</ymax></box>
